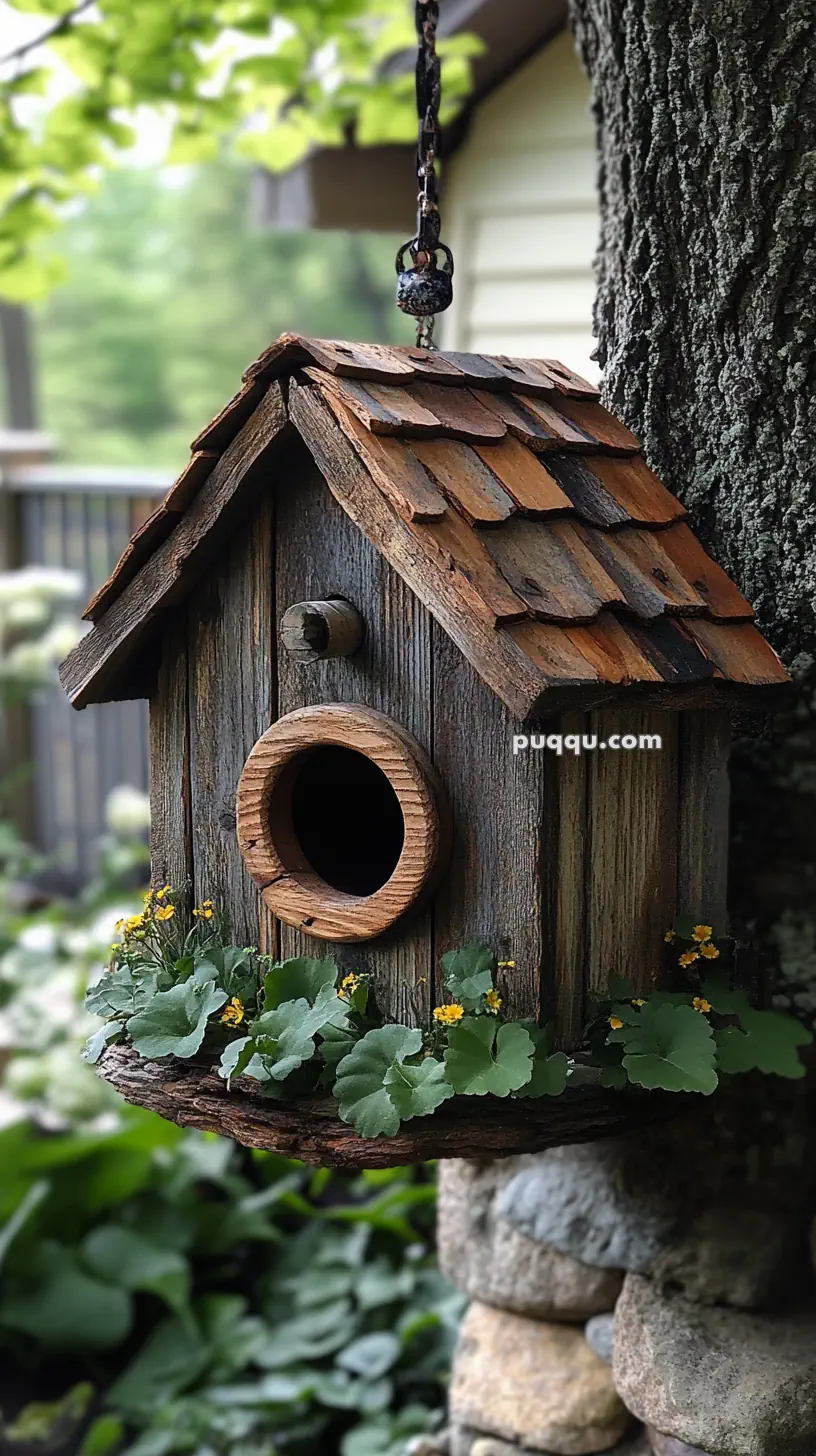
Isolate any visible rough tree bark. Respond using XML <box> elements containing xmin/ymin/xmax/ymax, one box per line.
<box><xmin>568</xmin><ymin>0</ymin><xmax>816</xmax><ymax>661</ymax></box>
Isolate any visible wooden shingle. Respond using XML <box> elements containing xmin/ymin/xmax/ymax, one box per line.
<box><xmin>60</xmin><ymin>335</ymin><xmax>790</xmax><ymax>715</ymax></box>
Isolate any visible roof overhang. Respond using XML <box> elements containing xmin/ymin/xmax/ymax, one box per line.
<box><xmin>253</xmin><ymin>0</ymin><xmax>568</xmax><ymax>233</ymax></box>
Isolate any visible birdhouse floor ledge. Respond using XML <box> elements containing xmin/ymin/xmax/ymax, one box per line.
<box><xmin>99</xmin><ymin>1045</ymin><xmax>688</xmax><ymax>1171</ymax></box>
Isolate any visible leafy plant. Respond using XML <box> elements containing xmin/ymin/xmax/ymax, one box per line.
<box><xmin>85</xmin><ymin>901</ymin><xmax>814</xmax><ymax>1142</ymax></box>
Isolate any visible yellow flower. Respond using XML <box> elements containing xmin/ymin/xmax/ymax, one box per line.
<box><xmin>143</xmin><ymin>891</ymin><xmax>153</xmax><ymax>905</ymax></box>
<box><xmin>155</xmin><ymin>884</ymin><xmax>173</xmax><ymax>901</ymax></box>
<box><xmin>497</xmin><ymin>960</ymin><xmax>515</xmax><ymax>968</ymax></box>
<box><xmin>609</xmin><ymin>1016</ymin><xmax>624</xmax><ymax>1030</ymax></box>
<box><xmin>692</xmin><ymin>997</ymin><xmax>712</xmax><ymax>1014</ymax></box>
<box><xmin>114</xmin><ymin>919</ymin><xmax>126</xmax><ymax>934</ymax></box>
<box><xmin>433</xmin><ymin>1003</ymin><xmax>465</xmax><ymax>1026</ymax></box>
<box><xmin>700</xmin><ymin>942</ymin><xmax>720</xmax><ymax>959</ymax></box>
<box><xmin>679</xmin><ymin>949</ymin><xmax>700</xmax><ymax>967</ymax></box>
<box><xmin>193</xmin><ymin>904</ymin><xmax>214</xmax><ymax>920</ymax></box>
<box><xmin>632</xmin><ymin>998</ymin><xmax>646</xmax><ymax>1007</ymax></box>
<box><xmin>664</xmin><ymin>930</ymin><xmax>676</xmax><ymax>943</ymax></box>
<box><xmin>155</xmin><ymin>904</ymin><xmax>175</xmax><ymax>922</ymax></box>
<box><xmin>220</xmin><ymin>997</ymin><xmax>245</xmax><ymax>1027</ymax></box>
<box><xmin>485</xmin><ymin>989</ymin><xmax>502</xmax><ymax>1014</ymax></box>
<box><xmin>338</xmin><ymin>973</ymin><xmax>361</xmax><ymax>1001</ymax></box>
<box><xmin>692</xmin><ymin>925</ymin><xmax>713</xmax><ymax>943</ymax></box>
<box><xmin>124</xmin><ymin>914</ymin><xmax>144</xmax><ymax>934</ymax></box>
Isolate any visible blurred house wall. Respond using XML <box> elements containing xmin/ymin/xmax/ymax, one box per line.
<box><xmin>439</xmin><ymin>30</ymin><xmax>599</xmax><ymax>377</ymax></box>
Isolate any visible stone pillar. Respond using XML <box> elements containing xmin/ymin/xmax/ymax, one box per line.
<box><xmin>434</xmin><ymin>1088</ymin><xmax>815</xmax><ymax>1456</ymax></box>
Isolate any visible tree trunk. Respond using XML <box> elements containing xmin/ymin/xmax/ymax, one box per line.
<box><xmin>568</xmin><ymin>0</ymin><xmax>816</xmax><ymax>660</ymax></box>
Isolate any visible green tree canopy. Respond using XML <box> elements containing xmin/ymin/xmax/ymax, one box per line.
<box><xmin>0</xmin><ymin>0</ymin><xmax>480</xmax><ymax>300</ymax></box>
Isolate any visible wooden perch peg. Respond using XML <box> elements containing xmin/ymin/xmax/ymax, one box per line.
<box><xmin>280</xmin><ymin>598</ymin><xmax>365</xmax><ymax>662</ymax></box>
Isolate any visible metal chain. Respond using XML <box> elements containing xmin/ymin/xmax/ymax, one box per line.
<box><xmin>414</xmin><ymin>0</ymin><xmax>442</xmax><ymax>258</ymax></box>
<box><xmin>394</xmin><ymin>0</ymin><xmax>454</xmax><ymax>349</ymax></box>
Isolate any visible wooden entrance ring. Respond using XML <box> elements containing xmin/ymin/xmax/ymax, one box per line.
<box><xmin>236</xmin><ymin>704</ymin><xmax>451</xmax><ymax>941</ymax></box>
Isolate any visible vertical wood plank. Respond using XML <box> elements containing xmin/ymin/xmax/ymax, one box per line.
<box><xmin>678</xmin><ymin>709</ymin><xmax>730</xmax><ymax>933</ymax></box>
<box><xmin>586</xmin><ymin>709</ymin><xmax>678</xmax><ymax>996</ymax></box>
<box><xmin>187</xmin><ymin>493</ymin><xmax>275</xmax><ymax>947</ymax></box>
<box><xmin>432</xmin><ymin>632</ymin><xmax>546</xmax><ymax>1021</ymax></box>
<box><xmin>549</xmin><ymin>712</ymin><xmax>589</xmax><ymax>1048</ymax></box>
<box><xmin>148</xmin><ymin>610</ymin><xmax>192</xmax><ymax>897</ymax></box>
<box><xmin>274</xmin><ymin>441</ymin><xmax>433</xmax><ymax>1026</ymax></box>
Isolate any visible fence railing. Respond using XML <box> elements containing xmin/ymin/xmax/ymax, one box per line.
<box><xmin>2</xmin><ymin>445</ymin><xmax>170</xmax><ymax>885</ymax></box>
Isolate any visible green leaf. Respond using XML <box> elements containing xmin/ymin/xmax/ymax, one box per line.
<box><xmin>337</xmin><ymin>1331</ymin><xmax>400</xmax><ymax>1379</ymax></box>
<box><xmin>609</xmin><ymin>1002</ymin><xmax>719</xmax><ymax>1094</ymax></box>
<box><xmin>3</xmin><ymin>1383</ymin><xmax>93</xmax><ymax>1449</ymax></box>
<box><xmin>444</xmin><ymin>1019</ymin><xmax>534</xmax><ymax>1096</ymax></box>
<box><xmin>700</xmin><ymin>973</ymin><xmax>751</xmax><ymax>1018</ymax></box>
<box><xmin>262</xmin><ymin>956</ymin><xmax>339</xmax><ymax>1010</ymax></box>
<box><xmin>383</xmin><ymin>1056</ymin><xmax>453</xmax><ymax>1122</ymax></box>
<box><xmin>514</xmin><ymin>1024</ymin><xmax>569</xmax><ymax>1098</ymax></box>
<box><xmin>86</xmin><ymin>965</ymin><xmax>157</xmax><ymax>1019</ymax></box>
<box><xmin>440</xmin><ymin>943</ymin><xmax>495</xmax><ymax>1009</ymax></box>
<box><xmin>81</xmin><ymin>1226</ymin><xmax>191</xmax><ymax>1319</ymax></box>
<box><xmin>82</xmin><ymin>1020</ymin><xmax>124</xmax><ymax>1063</ymax></box>
<box><xmin>126</xmin><ymin>980</ymin><xmax>227</xmax><ymax>1060</ymax></box>
<box><xmin>334</xmin><ymin>1026</ymin><xmax>423</xmax><ymax>1138</ymax></box>
<box><xmin>218</xmin><ymin>1035</ymin><xmax>267</xmax><ymax>1087</ymax></box>
<box><xmin>78</xmin><ymin>1414</ymin><xmax>126</xmax><ymax>1456</ymax></box>
<box><xmin>250</xmin><ymin>983</ymin><xmax>349</xmax><ymax>1081</ymax></box>
<box><xmin>105</xmin><ymin>1314</ymin><xmax>211</xmax><ymax>1415</ymax></box>
<box><xmin>715</xmin><ymin>1010</ymin><xmax>812</xmax><ymax>1079</ymax></box>
<box><xmin>0</xmin><ymin>1242</ymin><xmax>132</xmax><ymax>1350</ymax></box>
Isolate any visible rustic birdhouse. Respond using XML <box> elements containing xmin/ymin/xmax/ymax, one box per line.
<box><xmin>61</xmin><ymin>334</ymin><xmax>790</xmax><ymax>1164</ymax></box>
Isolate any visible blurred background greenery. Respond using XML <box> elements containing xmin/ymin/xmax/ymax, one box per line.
<box><xmin>0</xmin><ymin>156</ymin><xmax>457</xmax><ymax>1456</ymax></box>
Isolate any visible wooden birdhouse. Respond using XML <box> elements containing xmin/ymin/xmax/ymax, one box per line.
<box><xmin>61</xmin><ymin>335</ymin><xmax>790</xmax><ymax>1163</ymax></box>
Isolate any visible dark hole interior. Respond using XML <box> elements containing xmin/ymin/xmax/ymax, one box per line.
<box><xmin>289</xmin><ymin>746</ymin><xmax>405</xmax><ymax>896</ymax></box>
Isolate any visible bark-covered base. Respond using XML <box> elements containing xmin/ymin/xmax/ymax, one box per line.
<box><xmin>98</xmin><ymin>1046</ymin><xmax>686</xmax><ymax>1171</ymax></box>
<box><xmin>568</xmin><ymin>0</ymin><xmax>816</xmax><ymax>659</ymax></box>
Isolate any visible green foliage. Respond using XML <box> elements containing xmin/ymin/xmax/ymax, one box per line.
<box><xmin>514</xmin><ymin>1024</ymin><xmax>569</xmax><ymax>1099</ymax></box>
<box><xmin>36</xmin><ymin>162</ymin><xmax>412</xmax><ymax>468</ymax></box>
<box><xmin>715</xmin><ymin>1010</ymin><xmax>812</xmax><ymax>1079</ymax></box>
<box><xmin>439</xmin><ymin>944</ymin><xmax>496</xmax><ymax>1011</ymax></box>
<box><xmin>443</xmin><ymin>1019</ymin><xmax>534</xmax><ymax>1098</ymax></box>
<box><xmin>607</xmin><ymin>1001</ymin><xmax>720</xmax><ymax>1095</ymax></box>
<box><xmin>0</xmin><ymin>1</ymin><xmax>482</xmax><ymax>301</ymax></box>
<box><xmin>126</xmin><ymin>980</ymin><xmax>228</xmax><ymax>1060</ymax></box>
<box><xmin>335</xmin><ymin>1026</ymin><xmax>423</xmax><ymax>1138</ymax></box>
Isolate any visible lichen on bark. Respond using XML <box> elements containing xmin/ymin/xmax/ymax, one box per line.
<box><xmin>568</xmin><ymin>0</ymin><xmax>816</xmax><ymax>660</ymax></box>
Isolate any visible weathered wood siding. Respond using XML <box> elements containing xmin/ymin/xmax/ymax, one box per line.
<box><xmin>441</xmin><ymin>31</ymin><xmax>599</xmax><ymax>381</ymax></box>
<box><xmin>273</xmin><ymin>439</ymin><xmax>434</xmax><ymax>1026</ymax></box>
<box><xmin>432</xmin><ymin>633</ymin><xmax>548</xmax><ymax>1022</ymax></box>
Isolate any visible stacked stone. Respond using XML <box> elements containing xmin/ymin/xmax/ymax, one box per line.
<box><xmin>432</xmin><ymin>1093</ymin><xmax>816</xmax><ymax>1456</ymax></box>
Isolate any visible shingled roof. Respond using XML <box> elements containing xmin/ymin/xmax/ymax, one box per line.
<box><xmin>60</xmin><ymin>334</ymin><xmax>790</xmax><ymax>717</ymax></box>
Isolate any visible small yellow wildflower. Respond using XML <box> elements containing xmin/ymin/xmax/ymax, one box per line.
<box><xmin>155</xmin><ymin>904</ymin><xmax>175</xmax><ymax>922</ymax></box>
<box><xmin>692</xmin><ymin>925</ymin><xmax>713</xmax><ymax>943</ymax></box>
<box><xmin>632</xmin><ymin>998</ymin><xmax>646</xmax><ymax>1007</ymax></box>
<box><xmin>497</xmin><ymin>960</ymin><xmax>516</xmax><ymax>968</ymax></box>
<box><xmin>338</xmin><ymin>973</ymin><xmax>361</xmax><ymax>1001</ymax></box>
<box><xmin>700</xmin><ymin>942</ymin><xmax>720</xmax><ymax>959</ymax></box>
<box><xmin>679</xmin><ymin>949</ymin><xmax>700</xmax><ymax>967</ymax></box>
<box><xmin>664</xmin><ymin>929</ymin><xmax>676</xmax><ymax>943</ymax></box>
<box><xmin>143</xmin><ymin>891</ymin><xmax>153</xmax><ymax>906</ymax></box>
<box><xmin>115</xmin><ymin>919</ymin><xmax>126</xmax><ymax>934</ymax></box>
<box><xmin>221</xmin><ymin>997</ymin><xmax>245</xmax><ymax>1027</ymax></box>
<box><xmin>193</xmin><ymin>902</ymin><xmax>215</xmax><ymax>920</ymax></box>
<box><xmin>433</xmin><ymin>1003</ymin><xmax>465</xmax><ymax>1026</ymax></box>
<box><xmin>155</xmin><ymin>884</ymin><xmax>173</xmax><ymax>901</ymax></box>
<box><xmin>692</xmin><ymin>997</ymin><xmax>712</xmax><ymax>1014</ymax></box>
<box><xmin>485</xmin><ymin>988</ymin><xmax>502</xmax><ymax>1014</ymax></box>
<box><xmin>124</xmin><ymin>914</ymin><xmax>144</xmax><ymax>934</ymax></box>
<box><xmin>609</xmin><ymin>1016</ymin><xmax>624</xmax><ymax>1030</ymax></box>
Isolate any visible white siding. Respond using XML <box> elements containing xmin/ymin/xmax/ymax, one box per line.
<box><xmin>441</xmin><ymin>31</ymin><xmax>600</xmax><ymax>380</ymax></box>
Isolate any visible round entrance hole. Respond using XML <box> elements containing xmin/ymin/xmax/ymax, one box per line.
<box><xmin>236</xmin><ymin>704</ymin><xmax>451</xmax><ymax>942</ymax></box>
<box><xmin>288</xmin><ymin>745</ymin><xmax>405</xmax><ymax>895</ymax></box>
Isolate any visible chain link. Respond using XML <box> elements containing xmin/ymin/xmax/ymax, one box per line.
<box><xmin>394</xmin><ymin>0</ymin><xmax>454</xmax><ymax>349</ymax></box>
